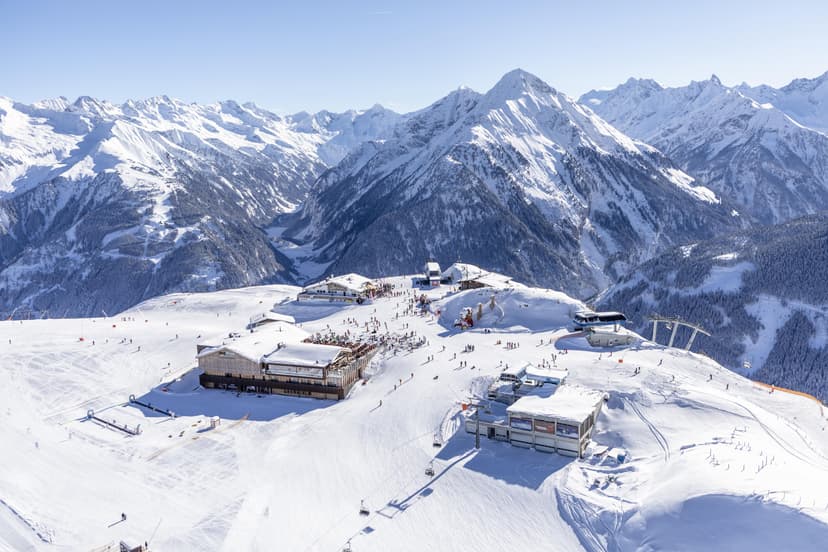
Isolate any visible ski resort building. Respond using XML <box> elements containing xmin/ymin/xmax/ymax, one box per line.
<box><xmin>585</xmin><ymin>328</ymin><xmax>635</xmax><ymax>348</ymax></box>
<box><xmin>197</xmin><ymin>324</ymin><xmax>375</xmax><ymax>400</ymax></box>
<box><xmin>572</xmin><ymin>310</ymin><xmax>627</xmax><ymax>331</ymax></box>
<box><xmin>441</xmin><ymin>262</ymin><xmax>487</xmax><ymax>285</ymax></box>
<box><xmin>297</xmin><ymin>273</ymin><xmax>377</xmax><ymax>303</ymax></box>
<box><xmin>439</xmin><ymin>261</ymin><xmax>518</xmax><ymax>290</ymax></box>
<box><xmin>196</xmin><ymin>323</ymin><xmax>310</xmax><ymax>374</ymax></box>
<box><xmin>247</xmin><ymin>311</ymin><xmax>296</xmax><ymax>330</ymax></box>
<box><xmin>525</xmin><ymin>365</ymin><xmax>569</xmax><ymax>385</ymax></box>
<box><xmin>261</xmin><ymin>342</ymin><xmax>360</xmax><ymax>397</ymax></box>
<box><xmin>424</xmin><ymin>261</ymin><xmax>442</xmax><ymax>286</ymax></box>
<box><xmin>467</xmin><ymin>384</ymin><xmax>605</xmax><ymax>457</ymax></box>
<box><xmin>487</xmin><ymin>362</ymin><xmax>568</xmax><ymax>403</ymax></box>
<box><xmin>458</xmin><ymin>271</ymin><xmax>518</xmax><ymax>290</ymax></box>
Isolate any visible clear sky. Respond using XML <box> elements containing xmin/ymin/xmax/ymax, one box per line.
<box><xmin>2</xmin><ymin>0</ymin><xmax>827</xmax><ymax>114</ymax></box>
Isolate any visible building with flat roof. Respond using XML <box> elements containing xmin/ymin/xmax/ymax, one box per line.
<box><xmin>585</xmin><ymin>327</ymin><xmax>635</xmax><ymax>348</ymax></box>
<box><xmin>424</xmin><ymin>261</ymin><xmax>441</xmax><ymax>287</ymax></box>
<box><xmin>466</xmin><ymin>384</ymin><xmax>605</xmax><ymax>457</ymax></box>
<box><xmin>487</xmin><ymin>362</ymin><xmax>568</xmax><ymax>403</ymax></box>
<box><xmin>525</xmin><ymin>365</ymin><xmax>569</xmax><ymax>385</ymax></box>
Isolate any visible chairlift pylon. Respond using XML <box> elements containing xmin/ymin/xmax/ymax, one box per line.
<box><xmin>359</xmin><ymin>499</ymin><xmax>369</xmax><ymax>516</ymax></box>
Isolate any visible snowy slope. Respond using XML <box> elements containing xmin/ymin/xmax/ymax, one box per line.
<box><xmin>580</xmin><ymin>76</ymin><xmax>828</xmax><ymax>225</ymax></box>
<box><xmin>1</xmin><ymin>277</ymin><xmax>826</xmax><ymax>551</ymax></box>
<box><xmin>284</xmin><ymin>69</ymin><xmax>739</xmax><ymax>293</ymax></box>
<box><xmin>436</xmin><ymin>286</ymin><xmax>584</xmax><ymax>332</ymax></box>
<box><xmin>0</xmin><ymin>95</ymin><xmax>399</xmax><ymax>200</ymax></box>
<box><xmin>738</xmin><ymin>71</ymin><xmax>828</xmax><ymax>134</ymax></box>
<box><xmin>289</xmin><ymin>105</ymin><xmax>403</xmax><ymax>166</ymax></box>
<box><xmin>597</xmin><ymin>212</ymin><xmax>828</xmax><ymax>402</ymax></box>
<box><xmin>0</xmin><ymin>96</ymin><xmax>399</xmax><ymax>316</ymax></box>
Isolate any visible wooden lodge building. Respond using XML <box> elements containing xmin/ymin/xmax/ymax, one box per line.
<box><xmin>247</xmin><ymin>311</ymin><xmax>296</xmax><ymax>330</ymax></box>
<box><xmin>198</xmin><ymin>323</ymin><xmax>375</xmax><ymax>400</ymax></box>
<box><xmin>297</xmin><ymin>273</ymin><xmax>378</xmax><ymax>303</ymax></box>
<box><xmin>440</xmin><ymin>262</ymin><xmax>519</xmax><ymax>291</ymax></box>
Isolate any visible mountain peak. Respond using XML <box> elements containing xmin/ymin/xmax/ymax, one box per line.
<box><xmin>364</xmin><ymin>103</ymin><xmax>393</xmax><ymax>115</ymax></box>
<box><xmin>489</xmin><ymin>69</ymin><xmax>555</xmax><ymax>100</ymax></box>
<box><xmin>781</xmin><ymin>69</ymin><xmax>828</xmax><ymax>93</ymax></box>
<box><xmin>710</xmin><ymin>74</ymin><xmax>722</xmax><ymax>86</ymax></box>
<box><xmin>619</xmin><ymin>77</ymin><xmax>664</xmax><ymax>93</ymax></box>
<box><xmin>71</xmin><ymin>95</ymin><xmax>102</xmax><ymax>108</ymax></box>
<box><xmin>67</xmin><ymin>96</ymin><xmax>118</xmax><ymax>118</ymax></box>
<box><xmin>579</xmin><ymin>78</ymin><xmax>663</xmax><ymax>108</ymax></box>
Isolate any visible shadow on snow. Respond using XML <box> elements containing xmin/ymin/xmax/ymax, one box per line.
<box><xmin>436</xmin><ymin>427</ymin><xmax>573</xmax><ymax>490</ymax></box>
<box><xmin>132</xmin><ymin>368</ymin><xmax>333</xmax><ymax>422</ymax></box>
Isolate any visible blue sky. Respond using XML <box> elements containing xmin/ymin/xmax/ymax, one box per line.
<box><xmin>2</xmin><ymin>0</ymin><xmax>827</xmax><ymax>113</ymax></box>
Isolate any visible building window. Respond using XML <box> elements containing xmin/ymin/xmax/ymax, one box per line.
<box><xmin>556</xmin><ymin>423</ymin><xmax>578</xmax><ymax>438</ymax></box>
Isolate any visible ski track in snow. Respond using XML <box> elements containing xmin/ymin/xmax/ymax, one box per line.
<box><xmin>625</xmin><ymin>397</ymin><xmax>670</xmax><ymax>462</ymax></box>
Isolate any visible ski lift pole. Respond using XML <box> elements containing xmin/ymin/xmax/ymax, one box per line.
<box><xmin>475</xmin><ymin>406</ymin><xmax>480</xmax><ymax>450</ymax></box>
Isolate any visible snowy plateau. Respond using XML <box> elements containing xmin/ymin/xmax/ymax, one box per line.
<box><xmin>1</xmin><ymin>278</ymin><xmax>828</xmax><ymax>551</ymax></box>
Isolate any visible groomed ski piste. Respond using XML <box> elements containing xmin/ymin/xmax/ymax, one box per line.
<box><xmin>1</xmin><ymin>276</ymin><xmax>828</xmax><ymax>551</ymax></box>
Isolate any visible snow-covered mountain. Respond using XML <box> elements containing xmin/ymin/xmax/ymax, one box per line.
<box><xmin>580</xmin><ymin>76</ymin><xmax>828</xmax><ymax>225</ymax></box>
<box><xmin>283</xmin><ymin>70</ymin><xmax>739</xmax><ymax>295</ymax></box>
<box><xmin>738</xmin><ymin>71</ymin><xmax>828</xmax><ymax>134</ymax></box>
<box><xmin>0</xmin><ymin>96</ymin><xmax>399</xmax><ymax>316</ymax></box>
<box><xmin>289</xmin><ymin>104</ymin><xmax>403</xmax><ymax>166</ymax></box>
<box><xmin>596</xmin><ymin>212</ymin><xmax>828</xmax><ymax>402</ymax></box>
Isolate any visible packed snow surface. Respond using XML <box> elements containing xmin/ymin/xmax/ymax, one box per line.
<box><xmin>1</xmin><ymin>277</ymin><xmax>827</xmax><ymax>551</ymax></box>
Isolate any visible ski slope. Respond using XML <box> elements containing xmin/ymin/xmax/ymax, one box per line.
<box><xmin>1</xmin><ymin>278</ymin><xmax>827</xmax><ymax>551</ymax></box>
